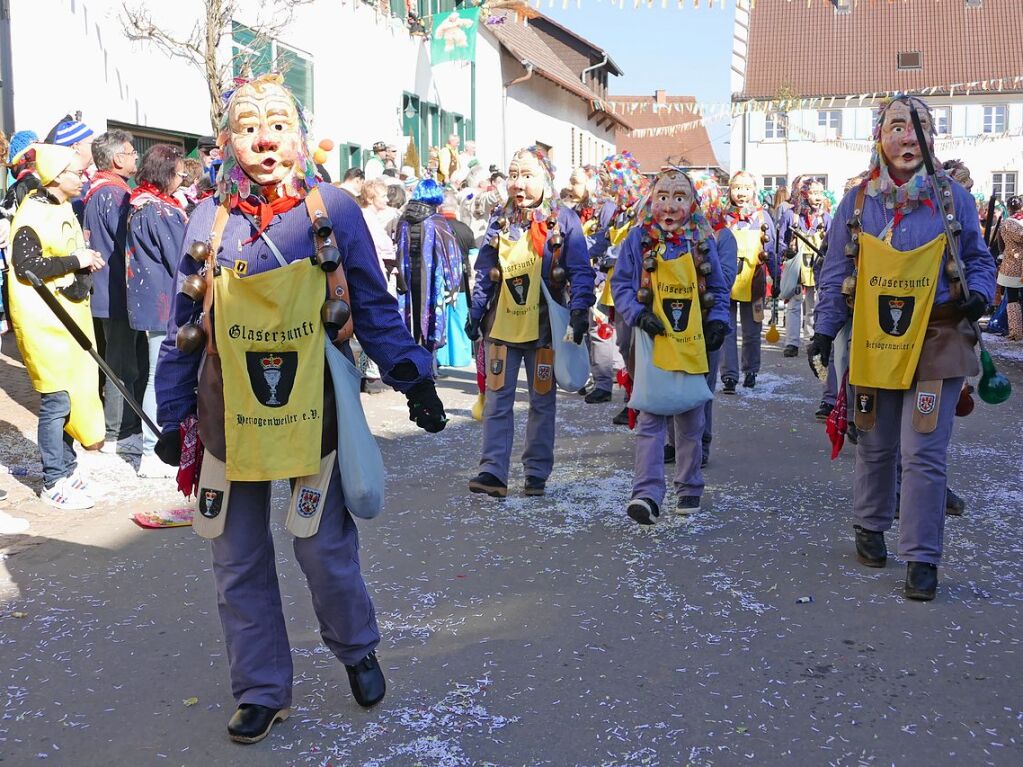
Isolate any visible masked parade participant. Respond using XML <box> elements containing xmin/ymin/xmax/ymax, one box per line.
<box><xmin>719</xmin><ymin>171</ymin><xmax>777</xmax><ymax>393</ymax></box>
<box><xmin>592</xmin><ymin>152</ymin><xmax>647</xmax><ymax>424</ymax></box>
<box><xmin>565</xmin><ymin>166</ymin><xmax>616</xmax><ymax>404</ymax></box>
<box><xmin>153</xmin><ymin>74</ymin><xmax>447</xmax><ymax>743</ymax></box>
<box><xmin>611</xmin><ymin>169</ymin><xmax>730</xmax><ymax>524</ymax></box>
<box><xmin>779</xmin><ymin>177</ymin><xmax>831</xmax><ymax>359</ymax></box>
<box><xmin>811</xmin><ymin>96</ymin><xmax>995</xmax><ymax>601</ymax></box>
<box><xmin>465</xmin><ymin>147</ymin><xmax>594</xmax><ymax>498</ymax></box>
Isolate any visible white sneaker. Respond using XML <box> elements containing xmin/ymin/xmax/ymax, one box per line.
<box><xmin>66</xmin><ymin>467</ymin><xmax>91</xmax><ymax>492</ymax></box>
<box><xmin>101</xmin><ymin>434</ymin><xmax>143</xmax><ymax>455</ymax></box>
<box><xmin>138</xmin><ymin>454</ymin><xmax>177</xmax><ymax>479</ymax></box>
<box><xmin>0</xmin><ymin>510</ymin><xmax>29</xmax><ymax>534</ymax></box>
<box><xmin>40</xmin><ymin>479</ymin><xmax>94</xmax><ymax>510</ymax></box>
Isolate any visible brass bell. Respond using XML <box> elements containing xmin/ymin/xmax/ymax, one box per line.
<box><xmin>845</xmin><ymin>295</ymin><xmax>856</xmax><ymax>310</ymax></box>
<box><xmin>489</xmin><ymin>266</ymin><xmax>502</xmax><ymax>283</ymax></box>
<box><xmin>841</xmin><ymin>274</ymin><xmax>857</xmax><ymax>296</ymax></box>
<box><xmin>758</xmin><ymin>250</ymin><xmax>769</xmax><ymax>263</ymax></box>
<box><xmin>844</xmin><ymin>240</ymin><xmax>859</xmax><ymax>259</ymax></box>
<box><xmin>551</xmin><ymin>265</ymin><xmax>566</xmax><ymax>283</ymax></box>
<box><xmin>643</xmin><ymin>256</ymin><xmax>657</xmax><ymax>273</ymax></box>
<box><xmin>550</xmin><ymin>233</ymin><xmax>564</xmax><ymax>249</ymax></box>
<box><xmin>697</xmin><ymin>240</ymin><xmax>711</xmax><ymax>256</ymax></box>
<box><xmin>847</xmin><ymin>216</ymin><xmax>861</xmax><ymax>231</ymax></box>
<box><xmin>949</xmin><ymin>220</ymin><xmax>963</xmax><ymax>235</ymax></box>
<box><xmin>321</xmin><ymin>299</ymin><xmax>351</xmax><ymax>340</ymax></box>
<box><xmin>945</xmin><ymin>260</ymin><xmax>961</xmax><ymax>281</ymax></box>
<box><xmin>636</xmin><ymin>287</ymin><xmax>653</xmax><ymax>305</ymax></box>
<box><xmin>316</xmin><ymin>245</ymin><xmax>341</xmax><ymax>273</ymax></box>
<box><xmin>496</xmin><ymin>216</ymin><xmax>508</xmax><ymax>231</ymax></box>
<box><xmin>181</xmin><ymin>273</ymin><xmax>206</xmax><ymax>302</ymax></box>
<box><xmin>312</xmin><ymin>212</ymin><xmax>333</xmax><ymax>239</ymax></box>
<box><xmin>700</xmin><ymin>292</ymin><xmax>715</xmax><ymax>310</ymax></box>
<box><xmin>175</xmin><ymin>322</ymin><xmax>206</xmax><ymax>353</ymax></box>
<box><xmin>697</xmin><ymin>260</ymin><xmax>713</xmax><ymax>277</ymax></box>
<box><xmin>189</xmin><ymin>241</ymin><xmax>209</xmax><ymax>262</ymax></box>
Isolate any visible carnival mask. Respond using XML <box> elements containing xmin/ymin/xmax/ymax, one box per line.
<box><xmin>806</xmin><ymin>182</ymin><xmax>825</xmax><ymax>210</ymax></box>
<box><xmin>568</xmin><ymin>169</ymin><xmax>589</xmax><ymax>206</ymax></box>
<box><xmin>225</xmin><ymin>79</ymin><xmax>302</xmax><ymax>189</ymax></box>
<box><xmin>508</xmin><ymin>154</ymin><xmax>546</xmax><ymax>208</ymax></box>
<box><xmin>879</xmin><ymin>100</ymin><xmax>933</xmax><ymax>183</ymax></box>
<box><xmin>651</xmin><ymin>172</ymin><xmax>695</xmax><ymax>233</ymax></box>
<box><xmin>729</xmin><ymin>174</ymin><xmax>756</xmax><ymax>207</ymax></box>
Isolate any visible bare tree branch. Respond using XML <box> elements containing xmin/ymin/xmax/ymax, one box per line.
<box><xmin>120</xmin><ymin>0</ymin><xmax>313</xmax><ymax>132</ymax></box>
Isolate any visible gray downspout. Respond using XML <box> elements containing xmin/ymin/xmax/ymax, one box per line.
<box><xmin>0</xmin><ymin>0</ymin><xmax>15</xmax><ymax>139</ymax></box>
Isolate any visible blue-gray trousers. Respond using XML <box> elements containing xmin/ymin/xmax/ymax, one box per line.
<box><xmin>211</xmin><ymin>462</ymin><xmax>379</xmax><ymax>709</ymax></box>
<box><xmin>852</xmin><ymin>377</ymin><xmax>962</xmax><ymax>565</ymax></box>
<box><xmin>722</xmin><ymin>301</ymin><xmax>762</xmax><ymax>380</ymax></box>
<box><xmin>478</xmin><ymin>345</ymin><xmax>557</xmax><ymax>484</ymax></box>
<box><xmin>633</xmin><ymin>406</ymin><xmax>705</xmax><ymax>505</ymax></box>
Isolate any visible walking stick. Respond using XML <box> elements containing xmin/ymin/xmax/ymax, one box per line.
<box><xmin>908</xmin><ymin>106</ymin><xmax>1011</xmax><ymax>405</ymax></box>
<box><xmin>23</xmin><ymin>270</ymin><xmax>162</xmax><ymax>434</ymax></box>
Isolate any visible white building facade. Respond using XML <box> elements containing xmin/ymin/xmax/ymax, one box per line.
<box><xmin>0</xmin><ymin>0</ymin><xmax>618</xmax><ymax>188</ymax></box>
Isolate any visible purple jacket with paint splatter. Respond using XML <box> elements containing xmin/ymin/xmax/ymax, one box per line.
<box><xmin>126</xmin><ymin>197</ymin><xmax>188</xmax><ymax>332</ymax></box>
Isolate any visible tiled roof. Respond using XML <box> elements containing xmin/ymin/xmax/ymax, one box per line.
<box><xmin>738</xmin><ymin>0</ymin><xmax>1023</xmax><ymax>100</ymax></box>
<box><xmin>484</xmin><ymin>14</ymin><xmax>629</xmax><ymax>128</ymax></box>
<box><xmin>610</xmin><ymin>95</ymin><xmax>720</xmax><ymax>173</ymax></box>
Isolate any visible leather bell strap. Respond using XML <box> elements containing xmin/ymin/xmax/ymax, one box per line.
<box><xmin>202</xmin><ymin>203</ymin><xmax>232</xmax><ymax>356</ymax></box>
<box><xmin>305</xmin><ymin>186</ymin><xmax>355</xmax><ymax>344</ymax></box>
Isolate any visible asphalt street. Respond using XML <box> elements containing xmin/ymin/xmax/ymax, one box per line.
<box><xmin>1</xmin><ymin>333</ymin><xmax>1021</xmax><ymax>767</ymax></box>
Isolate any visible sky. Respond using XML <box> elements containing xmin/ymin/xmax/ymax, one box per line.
<box><xmin>542</xmin><ymin>3</ymin><xmax>735</xmax><ymax>168</ymax></box>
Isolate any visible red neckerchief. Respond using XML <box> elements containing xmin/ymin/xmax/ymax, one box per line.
<box><xmin>84</xmin><ymin>170</ymin><xmax>130</xmax><ymax>202</ymax></box>
<box><xmin>130</xmin><ymin>181</ymin><xmax>184</xmax><ymax>210</ymax></box>
<box><xmin>529</xmin><ymin>218</ymin><xmax>548</xmax><ymax>257</ymax></box>
<box><xmin>235</xmin><ymin>193</ymin><xmax>302</xmax><ymax>244</ymax></box>
<box><xmin>577</xmin><ymin>203</ymin><xmax>595</xmax><ymax>226</ymax></box>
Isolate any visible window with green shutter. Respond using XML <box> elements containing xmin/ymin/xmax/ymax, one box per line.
<box><xmin>231</xmin><ymin>21</ymin><xmax>314</xmax><ymax>111</ymax></box>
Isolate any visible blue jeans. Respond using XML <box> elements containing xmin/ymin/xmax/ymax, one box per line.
<box><xmin>38</xmin><ymin>391</ymin><xmax>77</xmax><ymax>489</ymax></box>
<box><xmin>142</xmin><ymin>331</ymin><xmax>165</xmax><ymax>455</ymax></box>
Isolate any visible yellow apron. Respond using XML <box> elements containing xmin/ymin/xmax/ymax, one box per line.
<box><xmin>582</xmin><ymin>217</ymin><xmax>599</xmax><ymax>238</ymax></box>
<box><xmin>214</xmin><ymin>259</ymin><xmax>326</xmax><ymax>481</ymax></box>
<box><xmin>489</xmin><ymin>232</ymin><xmax>542</xmax><ymax>344</ymax></box>
<box><xmin>796</xmin><ymin>226</ymin><xmax>824</xmax><ymax>287</ymax></box>
<box><xmin>599</xmin><ymin>222</ymin><xmax>633</xmax><ymax>307</ymax></box>
<box><xmin>850</xmin><ymin>232</ymin><xmax>944</xmax><ymax>390</ymax></box>
<box><xmin>8</xmin><ymin>194</ymin><xmax>104</xmax><ymax>447</ymax></box>
<box><xmin>730</xmin><ymin>228</ymin><xmax>763</xmax><ymax>302</ymax></box>
<box><xmin>650</xmin><ymin>251</ymin><xmax>709</xmax><ymax>374</ymax></box>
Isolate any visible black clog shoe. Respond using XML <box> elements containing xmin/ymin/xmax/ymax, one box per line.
<box><xmin>346</xmin><ymin>652</ymin><xmax>386</xmax><ymax>708</ymax></box>
<box><xmin>227</xmin><ymin>704</ymin><xmax>290</xmax><ymax>744</ymax></box>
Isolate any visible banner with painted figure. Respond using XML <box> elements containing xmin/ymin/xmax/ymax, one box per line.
<box><xmin>431</xmin><ymin>8</ymin><xmax>481</xmax><ymax>65</ymax></box>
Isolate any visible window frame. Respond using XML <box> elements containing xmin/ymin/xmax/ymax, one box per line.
<box><xmin>762</xmin><ymin>175</ymin><xmax>787</xmax><ymax>192</ymax></box>
<box><xmin>231</xmin><ymin>21</ymin><xmax>314</xmax><ymax>111</ymax></box>
<box><xmin>983</xmin><ymin>105</ymin><xmax>1007</xmax><ymax>134</ymax></box>
<box><xmin>764</xmin><ymin>112</ymin><xmax>787</xmax><ymax>140</ymax></box>
<box><xmin>932</xmin><ymin>107</ymin><xmax>950</xmax><ymax>136</ymax></box>
<box><xmin>992</xmin><ymin>171</ymin><xmax>1018</xmax><ymax>198</ymax></box>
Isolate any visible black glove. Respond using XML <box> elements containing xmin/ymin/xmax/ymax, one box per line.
<box><xmin>807</xmin><ymin>333</ymin><xmax>833</xmax><ymax>378</ymax></box>
<box><xmin>961</xmin><ymin>291</ymin><xmax>987</xmax><ymax>322</ymax></box>
<box><xmin>569</xmin><ymin>309</ymin><xmax>589</xmax><ymax>344</ymax></box>
<box><xmin>704</xmin><ymin>320</ymin><xmax>728</xmax><ymax>353</ymax></box>
<box><xmin>636</xmin><ymin>310</ymin><xmax>666</xmax><ymax>338</ymax></box>
<box><xmin>784</xmin><ymin>241</ymin><xmax>798</xmax><ymax>259</ymax></box>
<box><xmin>155</xmin><ymin>429</ymin><xmax>182</xmax><ymax>467</ymax></box>
<box><xmin>406</xmin><ymin>380</ymin><xmax>447</xmax><ymax>433</ymax></box>
<box><xmin>465</xmin><ymin>316</ymin><xmax>481</xmax><ymax>342</ymax></box>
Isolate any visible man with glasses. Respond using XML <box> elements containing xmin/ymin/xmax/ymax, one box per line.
<box><xmin>83</xmin><ymin>130</ymin><xmax>147</xmax><ymax>456</ymax></box>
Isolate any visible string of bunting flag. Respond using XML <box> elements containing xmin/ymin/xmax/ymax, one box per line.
<box><xmin>531</xmin><ymin>0</ymin><xmax>998</xmax><ymax>11</ymax></box>
<box><xmin>607</xmin><ymin>75</ymin><xmax>1023</xmax><ymax>118</ymax></box>
<box><xmin>780</xmin><ymin>116</ymin><xmax>1023</xmax><ymax>153</ymax></box>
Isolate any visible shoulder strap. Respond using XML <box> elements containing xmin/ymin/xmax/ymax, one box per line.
<box><xmin>201</xmin><ymin>203</ymin><xmax>231</xmax><ymax>356</ymax></box>
<box><xmin>854</xmin><ymin>182</ymin><xmax>867</xmax><ymax>217</ymax></box>
<box><xmin>305</xmin><ymin>186</ymin><xmax>354</xmax><ymax>344</ymax></box>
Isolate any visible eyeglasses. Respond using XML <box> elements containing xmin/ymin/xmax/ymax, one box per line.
<box><xmin>116</xmin><ymin>150</ymin><xmax>139</xmax><ymax>158</ymax></box>
<box><xmin>177</xmin><ymin>171</ymin><xmax>188</xmax><ymax>179</ymax></box>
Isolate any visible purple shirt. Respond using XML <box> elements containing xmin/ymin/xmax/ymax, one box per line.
<box><xmin>155</xmin><ymin>184</ymin><xmax>433</xmax><ymax>432</ymax></box>
<box><xmin>815</xmin><ymin>180</ymin><xmax>996</xmax><ymax>339</ymax></box>
<box><xmin>610</xmin><ymin>226</ymin><xmax>731</xmax><ymax>329</ymax></box>
<box><xmin>82</xmin><ymin>184</ymin><xmax>130</xmax><ymax>320</ymax></box>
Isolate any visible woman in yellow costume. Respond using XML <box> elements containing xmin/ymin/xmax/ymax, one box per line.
<box><xmin>8</xmin><ymin>144</ymin><xmax>106</xmax><ymax>509</ymax></box>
